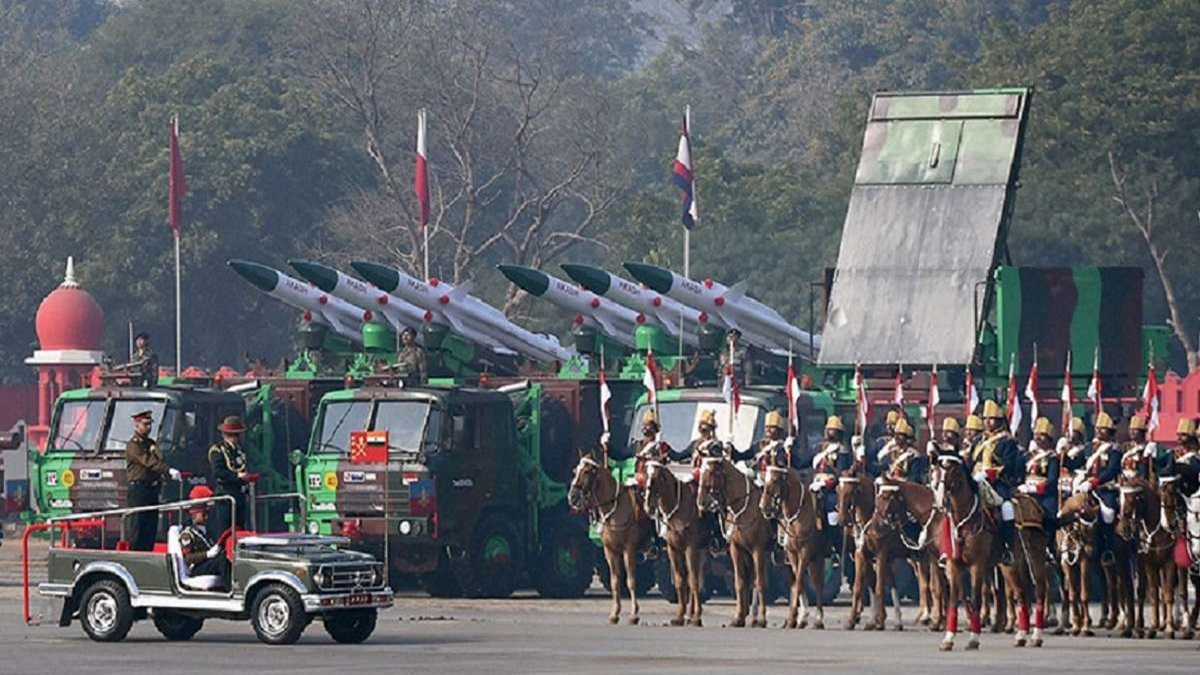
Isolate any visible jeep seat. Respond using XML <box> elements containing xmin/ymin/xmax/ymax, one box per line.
<box><xmin>166</xmin><ymin>525</ymin><xmax>223</xmax><ymax>591</ymax></box>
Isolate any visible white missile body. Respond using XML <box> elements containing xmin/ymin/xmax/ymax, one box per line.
<box><xmin>560</xmin><ymin>264</ymin><xmax>701</xmax><ymax>348</ymax></box>
<box><xmin>228</xmin><ymin>260</ymin><xmax>365</xmax><ymax>343</ymax></box>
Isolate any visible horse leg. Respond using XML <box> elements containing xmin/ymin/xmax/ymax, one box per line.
<box><xmin>604</xmin><ymin>547</ymin><xmax>622</xmax><ymax>624</ymax></box>
<box><xmin>751</xmin><ymin>546</ymin><xmax>768</xmax><ymax>628</ymax></box>
<box><xmin>940</xmin><ymin>562</ymin><xmax>960</xmax><ymax>651</ymax></box>
<box><xmin>623</xmin><ymin>547</ymin><xmax>640</xmax><ymax>625</ymax></box>
<box><xmin>914</xmin><ymin>557</ymin><xmax>931</xmax><ymax>626</ymax></box>
<box><xmin>730</xmin><ymin>546</ymin><xmax>747</xmax><ymax>627</ymax></box>
<box><xmin>1032</xmin><ymin>544</ymin><xmax>1048</xmax><ymax>647</ymax></box>
<box><xmin>1163</xmin><ymin>561</ymin><xmax>1177</xmax><ymax>639</ymax></box>
<box><xmin>1056</xmin><ymin>558</ymin><xmax>1072</xmax><ymax>636</ymax></box>
<box><xmin>686</xmin><ymin>545</ymin><xmax>705</xmax><ymax>627</ymax></box>
<box><xmin>928</xmin><ymin>556</ymin><xmax>945</xmax><ymax>632</ymax></box>
<box><xmin>966</xmin><ymin>562</ymin><xmax>985</xmax><ymax>650</ymax></box>
<box><xmin>870</xmin><ymin>552</ymin><xmax>888</xmax><ymax>631</ymax></box>
<box><xmin>807</xmin><ymin>548</ymin><xmax>825</xmax><ymax>630</ymax></box>
<box><xmin>784</xmin><ymin>549</ymin><xmax>800</xmax><ymax>629</ymax></box>
<box><xmin>1007</xmin><ymin>565</ymin><xmax>1028</xmax><ymax>647</ymax></box>
<box><xmin>668</xmin><ymin>546</ymin><xmax>686</xmax><ymax>626</ymax></box>
<box><xmin>1077</xmin><ymin>559</ymin><xmax>1093</xmax><ymax>636</ymax></box>
<box><xmin>845</xmin><ymin>547</ymin><xmax>867</xmax><ymax>630</ymax></box>
<box><xmin>1189</xmin><ymin>571</ymin><xmax>1200</xmax><ymax>637</ymax></box>
<box><xmin>890</xmin><ymin>567</ymin><xmax>905</xmax><ymax>631</ymax></box>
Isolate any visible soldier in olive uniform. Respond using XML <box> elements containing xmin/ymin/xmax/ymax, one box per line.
<box><xmin>717</xmin><ymin>329</ymin><xmax>752</xmax><ymax>387</ymax></box>
<box><xmin>126</xmin><ymin>410</ymin><xmax>181</xmax><ymax>550</ymax></box>
<box><xmin>1018</xmin><ymin>417</ymin><xmax>1061</xmax><ymax>540</ymax></box>
<box><xmin>390</xmin><ymin>327</ymin><xmax>426</xmax><ymax>386</ymax></box>
<box><xmin>112</xmin><ymin>332</ymin><xmax>159</xmax><ymax>388</ymax></box>
<box><xmin>180</xmin><ymin>485</ymin><xmax>229</xmax><ymax>580</ymax></box>
<box><xmin>208</xmin><ymin>416</ymin><xmax>251</xmax><ymax>536</ymax></box>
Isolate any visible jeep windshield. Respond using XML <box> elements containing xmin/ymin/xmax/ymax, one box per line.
<box><xmin>629</xmin><ymin>401</ymin><xmax>765</xmax><ymax>452</ymax></box>
<box><xmin>311</xmin><ymin>399</ymin><xmax>432</xmax><ymax>457</ymax></box>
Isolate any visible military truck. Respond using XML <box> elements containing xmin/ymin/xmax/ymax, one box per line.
<box><xmin>29</xmin><ymin>496</ymin><xmax>392</xmax><ymax>645</ymax></box>
<box><xmin>296</xmin><ymin>378</ymin><xmax>642</xmax><ymax>598</ymax></box>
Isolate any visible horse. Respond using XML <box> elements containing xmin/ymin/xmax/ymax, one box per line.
<box><xmin>1056</xmin><ymin>489</ymin><xmax>1110</xmax><ymax>636</ymax></box>
<box><xmin>837</xmin><ymin>472</ymin><xmax>907</xmax><ymax>631</ymax></box>
<box><xmin>1172</xmin><ymin>461</ymin><xmax>1200</xmax><ymax>637</ymax></box>
<box><xmin>1117</xmin><ymin>475</ymin><xmax>1178</xmax><ymax>639</ymax></box>
<box><xmin>643</xmin><ymin>459</ymin><xmax>707</xmax><ymax>627</ymax></box>
<box><xmin>929</xmin><ymin>454</ymin><xmax>1025</xmax><ymax>650</ymax></box>
<box><xmin>1009</xmin><ymin>491</ymin><xmax>1054</xmax><ymax>647</ymax></box>
<box><xmin>697</xmin><ymin>456</ymin><xmax>772</xmax><ymax>627</ymax></box>
<box><xmin>567</xmin><ymin>453</ymin><xmax>652</xmax><ymax>625</ymax></box>
<box><xmin>760</xmin><ymin>463</ymin><xmax>828</xmax><ymax>629</ymax></box>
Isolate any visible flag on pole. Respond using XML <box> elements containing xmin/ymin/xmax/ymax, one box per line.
<box><xmin>599</xmin><ymin>366</ymin><xmax>613</xmax><ymax>434</ymax></box>
<box><xmin>1086</xmin><ymin>348</ymin><xmax>1102</xmax><ymax>416</ymax></box>
<box><xmin>722</xmin><ymin>364</ymin><xmax>741</xmax><ymax>415</ymax></box>
<box><xmin>855</xmin><ymin>365</ymin><xmax>870</xmax><ymax>434</ymax></box>
<box><xmin>168</xmin><ymin>115</ymin><xmax>187</xmax><ymax>238</ymax></box>
<box><xmin>672</xmin><ymin>112</ymin><xmax>698</xmax><ymax>230</ymax></box>
<box><xmin>893</xmin><ymin>367</ymin><xmax>905</xmax><ymax>406</ymax></box>
<box><xmin>927</xmin><ymin>366</ymin><xmax>941</xmax><ymax>435</ymax></box>
<box><xmin>786</xmin><ymin>355</ymin><xmax>801</xmax><ymax>435</ymax></box>
<box><xmin>415</xmin><ymin>108</ymin><xmax>430</xmax><ymax>230</ymax></box>
<box><xmin>964</xmin><ymin>369</ymin><xmax>979</xmax><ymax>417</ymax></box>
<box><xmin>1024</xmin><ymin>359</ymin><xmax>1039</xmax><ymax>426</ymax></box>
<box><xmin>1007</xmin><ymin>357</ymin><xmax>1023</xmax><ymax>435</ymax></box>
<box><xmin>1060</xmin><ymin>352</ymin><xmax>1074</xmax><ymax>433</ymax></box>
<box><xmin>642</xmin><ymin>350</ymin><xmax>658</xmax><ymax>403</ymax></box>
<box><xmin>1142</xmin><ymin>363</ymin><xmax>1160</xmax><ymax>433</ymax></box>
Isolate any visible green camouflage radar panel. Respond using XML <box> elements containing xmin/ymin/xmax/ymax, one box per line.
<box><xmin>820</xmin><ymin>89</ymin><xmax>1031</xmax><ymax>366</ymax></box>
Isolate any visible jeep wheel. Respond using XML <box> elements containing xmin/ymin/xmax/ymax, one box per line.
<box><xmin>79</xmin><ymin>579</ymin><xmax>134</xmax><ymax>642</ymax></box>
<box><xmin>152</xmin><ymin>610</ymin><xmax>204</xmax><ymax>641</ymax></box>
<box><xmin>251</xmin><ymin>583</ymin><xmax>307</xmax><ymax>645</ymax></box>
<box><xmin>534</xmin><ymin>523</ymin><xmax>595</xmax><ymax>599</ymax></box>
<box><xmin>456</xmin><ymin>514</ymin><xmax>522</xmax><ymax>598</ymax></box>
<box><xmin>324</xmin><ymin>608</ymin><xmax>378</xmax><ymax>644</ymax></box>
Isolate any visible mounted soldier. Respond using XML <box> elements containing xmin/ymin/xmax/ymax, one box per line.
<box><xmin>1018</xmin><ymin>417</ymin><xmax>1060</xmax><ymax>541</ymax></box>
<box><xmin>807</xmin><ymin>415</ymin><xmax>851</xmax><ymax>528</ymax></box>
<box><xmin>1120</xmin><ymin>415</ymin><xmax>1154</xmax><ymax>481</ymax></box>
<box><xmin>1171</xmin><ymin>418</ymin><xmax>1198</xmax><ymax>470</ymax></box>
<box><xmin>960</xmin><ymin>414</ymin><xmax>983</xmax><ymax>461</ymax></box>
<box><xmin>669</xmin><ymin>409</ymin><xmax>728</xmax><ymax>463</ymax></box>
<box><xmin>867</xmin><ymin>409</ymin><xmax>901</xmax><ymax>478</ymax></box>
<box><xmin>931</xmin><ymin>416</ymin><xmax>963</xmax><ymax>463</ymax></box>
<box><xmin>970</xmin><ymin>399</ymin><xmax>1022</xmax><ymax>562</ymax></box>
<box><xmin>1075</xmin><ymin>412</ymin><xmax>1121</xmax><ymax>565</ymax></box>
<box><xmin>883</xmin><ymin>417</ymin><xmax>929</xmax><ymax>484</ymax></box>
<box><xmin>1059</xmin><ymin>417</ymin><xmax>1089</xmax><ymax>474</ymax></box>
<box><xmin>751</xmin><ymin>410</ymin><xmax>792</xmax><ymax>470</ymax></box>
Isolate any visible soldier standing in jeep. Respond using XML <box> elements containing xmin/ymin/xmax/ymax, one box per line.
<box><xmin>126</xmin><ymin>409</ymin><xmax>181</xmax><ymax>550</ymax></box>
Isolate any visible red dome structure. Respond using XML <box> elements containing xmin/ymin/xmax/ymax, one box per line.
<box><xmin>35</xmin><ymin>258</ymin><xmax>104</xmax><ymax>351</ymax></box>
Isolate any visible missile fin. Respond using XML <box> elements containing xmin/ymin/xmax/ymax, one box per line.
<box><xmin>725</xmin><ymin>281</ymin><xmax>748</xmax><ymax>301</ymax></box>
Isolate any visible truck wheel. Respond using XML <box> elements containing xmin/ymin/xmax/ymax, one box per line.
<box><xmin>457</xmin><ymin>514</ymin><xmax>522</xmax><ymax>598</ymax></box>
<box><xmin>324</xmin><ymin>608</ymin><xmax>378</xmax><ymax>644</ymax></box>
<box><xmin>251</xmin><ymin>583</ymin><xmax>307</xmax><ymax>645</ymax></box>
<box><xmin>79</xmin><ymin>579</ymin><xmax>134</xmax><ymax>642</ymax></box>
<box><xmin>534</xmin><ymin>524</ymin><xmax>595</xmax><ymax>598</ymax></box>
<box><xmin>152</xmin><ymin>610</ymin><xmax>204</xmax><ymax>641</ymax></box>
<box><xmin>420</xmin><ymin>550</ymin><xmax>463</xmax><ymax>598</ymax></box>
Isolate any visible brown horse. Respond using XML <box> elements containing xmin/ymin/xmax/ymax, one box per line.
<box><xmin>871</xmin><ymin>476</ymin><xmax>947</xmax><ymax>632</ymax></box>
<box><xmin>567</xmin><ymin>454</ymin><xmax>651</xmax><ymax>625</ymax></box>
<box><xmin>1056</xmin><ymin>489</ymin><xmax>1110</xmax><ymax>636</ymax></box>
<box><xmin>697</xmin><ymin>456</ymin><xmax>772</xmax><ymax>627</ymax></box>
<box><xmin>1118</xmin><ymin>475</ymin><xmax>1179</xmax><ymax>639</ymax></box>
<box><xmin>929</xmin><ymin>455</ymin><xmax>1024</xmax><ymax>650</ymax></box>
<box><xmin>1010</xmin><ymin>493</ymin><xmax>1053</xmax><ymax>646</ymax></box>
<box><xmin>643</xmin><ymin>459</ymin><xmax>707</xmax><ymax>627</ymax></box>
<box><xmin>1170</xmin><ymin>462</ymin><xmax>1200</xmax><ymax>637</ymax></box>
<box><xmin>838</xmin><ymin>473</ymin><xmax>904</xmax><ymax>631</ymax></box>
<box><xmin>760</xmin><ymin>465</ymin><xmax>828</xmax><ymax>629</ymax></box>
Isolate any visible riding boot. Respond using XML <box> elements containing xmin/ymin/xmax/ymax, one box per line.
<box><xmin>999</xmin><ymin>520</ymin><xmax>1015</xmax><ymax>565</ymax></box>
<box><xmin>708</xmin><ymin>514</ymin><xmax>725</xmax><ymax>555</ymax></box>
<box><xmin>1098</xmin><ymin>523</ymin><xmax>1115</xmax><ymax>567</ymax></box>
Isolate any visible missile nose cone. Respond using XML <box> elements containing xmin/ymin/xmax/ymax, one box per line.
<box><xmin>560</xmin><ymin>263</ymin><xmax>612</xmax><ymax>295</ymax></box>
<box><xmin>623</xmin><ymin>262</ymin><xmax>673</xmax><ymax>294</ymax></box>
<box><xmin>350</xmin><ymin>260</ymin><xmax>401</xmax><ymax>293</ymax></box>
<box><xmin>228</xmin><ymin>259</ymin><xmax>280</xmax><ymax>292</ymax></box>
<box><xmin>497</xmin><ymin>264</ymin><xmax>549</xmax><ymax>296</ymax></box>
<box><xmin>288</xmin><ymin>259</ymin><xmax>339</xmax><ymax>293</ymax></box>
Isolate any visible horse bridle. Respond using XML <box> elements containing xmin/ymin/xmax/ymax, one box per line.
<box><xmin>702</xmin><ymin>457</ymin><xmax>753</xmax><ymax>521</ymax></box>
<box><xmin>1118</xmin><ymin>483</ymin><xmax>1171</xmax><ymax>553</ymax></box>
<box><xmin>572</xmin><ymin>456</ymin><xmax>621</xmax><ymax>523</ymax></box>
<box><xmin>644</xmin><ymin>461</ymin><xmax>684</xmax><ymax>524</ymax></box>
<box><xmin>764</xmin><ymin>466</ymin><xmax>805</xmax><ymax>525</ymax></box>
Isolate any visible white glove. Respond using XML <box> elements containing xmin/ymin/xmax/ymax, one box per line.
<box><xmin>206</xmin><ymin>544</ymin><xmax>221</xmax><ymax>559</ymax></box>
<box><xmin>972</xmin><ymin>470</ymin><xmax>988</xmax><ymax>483</ymax></box>
<box><xmin>722</xmin><ymin>434</ymin><xmax>735</xmax><ymax>445</ymax></box>
<box><xmin>1077</xmin><ymin>480</ymin><xmax>1092</xmax><ymax>494</ymax></box>
<box><xmin>809</xmin><ymin>478</ymin><xmax>825</xmax><ymax>492</ymax></box>
<box><xmin>1028</xmin><ymin>440</ymin><xmax>1039</xmax><ymax>454</ymax></box>
<box><xmin>1017</xmin><ymin>483</ymin><xmax>1033</xmax><ymax>494</ymax></box>
<box><xmin>599</xmin><ymin>432</ymin><xmax>611</xmax><ymax>446</ymax></box>
<box><xmin>1144</xmin><ymin>442</ymin><xmax>1158</xmax><ymax>459</ymax></box>
<box><xmin>168</xmin><ymin>468</ymin><xmax>182</xmax><ymax>481</ymax></box>
<box><xmin>926</xmin><ymin>441</ymin><xmax>938</xmax><ymax>455</ymax></box>
<box><xmin>851</xmin><ymin>435</ymin><xmax>864</xmax><ymax>449</ymax></box>
<box><xmin>1055</xmin><ymin>437</ymin><xmax>1069</xmax><ymax>453</ymax></box>
<box><xmin>784</xmin><ymin>436</ymin><xmax>795</xmax><ymax>450</ymax></box>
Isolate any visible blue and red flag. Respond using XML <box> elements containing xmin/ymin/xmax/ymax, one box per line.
<box><xmin>672</xmin><ymin>114</ymin><xmax>697</xmax><ymax>230</ymax></box>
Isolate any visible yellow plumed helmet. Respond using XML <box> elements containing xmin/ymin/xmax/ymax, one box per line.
<box><xmin>1033</xmin><ymin>417</ymin><xmax>1054</xmax><ymax>436</ymax></box>
<box><xmin>699</xmin><ymin>409</ymin><xmax>717</xmax><ymax>429</ymax></box>
<box><xmin>982</xmin><ymin>399</ymin><xmax>1004</xmax><ymax>419</ymax></box>
<box><xmin>641</xmin><ymin>409</ymin><xmax>658</xmax><ymax>425</ymax></box>
<box><xmin>765</xmin><ymin>410</ymin><xmax>785</xmax><ymax>428</ymax></box>
<box><xmin>893</xmin><ymin>417</ymin><xmax>914</xmax><ymax>437</ymax></box>
<box><xmin>1070</xmin><ymin>417</ymin><xmax>1086</xmax><ymax>433</ymax></box>
<box><xmin>1178</xmin><ymin>418</ymin><xmax>1197</xmax><ymax>436</ymax></box>
<box><xmin>942</xmin><ymin>417</ymin><xmax>961</xmax><ymax>434</ymax></box>
<box><xmin>886</xmin><ymin>409</ymin><xmax>900</xmax><ymax>425</ymax></box>
<box><xmin>825</xmin><ymin>415</ymin><xmax>844</xmax><ymax>431</ymax></box>
<box><xmin>1095</xmin><ymin>412</ymin><xmax>1115</xmax><ymax>430</ymax></box>
<box><xmin>965</xmin><ymin>415</ymin><xmax>984</xmax><ymax>431</ymax></box>
<box><xmin>1128</xmin><ymin>414</ymin><xmax>1147</xmax><ymax>431</ymax></box>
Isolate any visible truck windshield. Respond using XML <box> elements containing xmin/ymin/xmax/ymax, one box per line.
<box><xmin>629</xmin><ymin>401</ymin><xmax>764</xmax><ymax>453</ymax></box>
<box><xmin>104</xmin><ymin>401</ymin><xmax>172</xmax><ymax>454</ymax></box>
<box><xmin>372</xmin><ymin>401</ymin><xmax>430</xmax><ymax>455</ymax></box>
<box><xmin>50</xmin><ymin>400</ymin><xmax>106</xmax><ymax>452</ymax></box>
<box><xmin>313</xmin><ymin>401</ymin><xmax>371</xmax><ymax>454</ymax></box>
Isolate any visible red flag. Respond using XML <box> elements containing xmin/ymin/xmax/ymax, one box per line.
<box><xmin>350</xmin><ymin>430</ymin><xmax>388</xmax><ymax>464</ymax></box>
<box><xmin>855</xmin><ymin>365</ymin><xmax>869</xmax><ymax>434</ymax></box>
<box><xmin>893</xmin><ymin>367</ymin><xmax>905</xmax><ymax>406</ymax></box>
<box><xmin>785</xmin><ymin>356</ymin><xmax>800</xmax><ymax>434</ymax></box>
<box><xmin>1142</xmin><ymin>363</ymin><xmax>1160</xmax><ymax>433</ymax></box>
<box><xmin>598</xmin><ymin>367</ymin><xmax>613</xmax><ymax>434</ymax></box>
<box><xmin>168</xmin><ymin>115</ymin><xmax>187</xmax><ymax>238</ymax></box>
<box><xmin>1007</xmin><ymin>358</ymin><xmax>1023</xmax><ymax>435</ymax></box>
<box><xmin>642</xmin><ymin>350</ymin><xmax>658</xmax><ymax>403</ymax></box>
<box><xmin>415</xmin><ymin>109</ymin><xmax>430</xmax><ymax>231</ymax></box>
<box><xmin>964</xmin><ymin>369</ymin><xmax>979</xmax><ymax>417</ymax></box>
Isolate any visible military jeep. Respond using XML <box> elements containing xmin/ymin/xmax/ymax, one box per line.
<box><xmin>30</xmin><ymin>495</ymin><xmax>392</xmax><ymax>645</ymax></box>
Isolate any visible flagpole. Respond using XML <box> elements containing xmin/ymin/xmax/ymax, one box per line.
<box><xmin>174</xmin><ymin>232</ymin><xmax>181</xmax><ymax>374</ymax></box>
<box><xmin>684</xmin><ymin>105</ymin><xmax>692</xmax><ymax>280</ymax></box>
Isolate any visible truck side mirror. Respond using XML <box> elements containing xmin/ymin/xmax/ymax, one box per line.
<box><xmin>290</xmin><ymin>449</ymin><xmax>304</xmax><ymax>466</ymax></box>
<box><xmin>452</xmin><ymin>415</ymin><xmax>469</xmax><ymax>450</ymax></box>
<box><xmin>0</xmin><ymin>428</ymin><xmax>21</xmax><ymax>450</ymax></box>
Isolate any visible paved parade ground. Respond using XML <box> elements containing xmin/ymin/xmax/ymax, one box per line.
<box><xmin>0</xmin><ymin>538</ymin><xmax>1195</xmax><ymax>675</ymax></box>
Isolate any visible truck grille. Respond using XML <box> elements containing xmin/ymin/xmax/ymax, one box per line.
<box><xmin>314</xmin><ymin>562</ymin><xmax>385</xmax><ymax>591</ymax></box>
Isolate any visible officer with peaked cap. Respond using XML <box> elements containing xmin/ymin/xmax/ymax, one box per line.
<box><xmin>1077</xmin><ymin>411</ymin><xmax>1122</xmax><ymax>564</ymax></box>
<box><xmin>1018</xmin><ymin>417</ymin><xmax>1061</xmax><ymax>540</ymax></box>
<box><xmin>208</xmin><ymin>415</ymin><xmax>251</xmax><ymax>536</ymax></box>
<box><xmin>971</xmin><ymin>400</ymin><xmax>1022</xmax><ymax>561</ymax></box>
<box><xmin>126</xmin><ymin>409</ymin><xmax>181</xmax><ymax>550</ymax></box>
